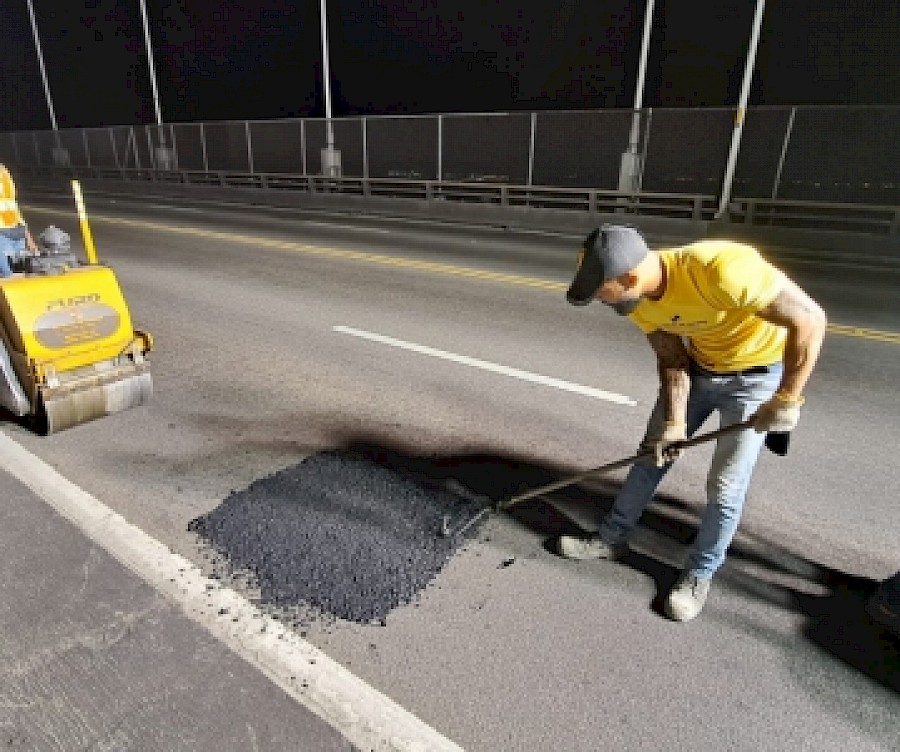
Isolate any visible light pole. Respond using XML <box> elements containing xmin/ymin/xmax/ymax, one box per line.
<box><xmin>138</xmin><ymin>0</ymin><xmax>175</xmax><ymax>169</ymax></box>
<box><xmin>716</xmin><ymin>0</ymin><xmax>766</xmax><ymax>219</ymax></box>
<box><xmin>25</xmin><ymin>0</ymin><xmax>69</xmax><ymax>165</ymax></box>
<box><xmin>618</xmin><ymin>0</ymin><xmax>655</xmax><ymax>196</ymax></box>
<box><xmin>319</xmin><ymin>0</ymin><xmax>341</xmax><ymax>177</ymax></box>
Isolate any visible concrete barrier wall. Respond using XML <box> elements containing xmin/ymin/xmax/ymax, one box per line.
<box><xmin>18</xmin><ymin>173</ymin><xmax>900</xmax><ymax>260</ymax></box>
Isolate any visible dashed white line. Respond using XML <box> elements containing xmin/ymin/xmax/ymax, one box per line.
<box><xmin>0</xmin><ymin>432</ymin><xmax>464</xmax><ymax>752</ymax></box>
<box><xmin>334</xmin><ymin>325</ymin><xmax>638</xmax><ymax>406</ymax></box>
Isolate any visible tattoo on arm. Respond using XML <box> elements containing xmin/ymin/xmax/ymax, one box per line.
<box><xmin>756</xmin><ymin>280</ymin><xmax>827</xmax><ymax>398</ymax></box>
<box><xmin>646</xmin><ymin>331</ymin><xmax>691</xmax><ymax>423</ymax></box>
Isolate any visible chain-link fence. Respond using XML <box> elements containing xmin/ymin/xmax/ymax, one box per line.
<box><xmin>1</xmin><ymin>106</ymin><xmax>897</xmax><ymax>205</ymax></box>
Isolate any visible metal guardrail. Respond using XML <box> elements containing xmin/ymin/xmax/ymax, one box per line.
<box><xmin>28</xmin><ymin>165</ymin><xmax>719</xmax><ymax>221</ymax></box>
<box><xmin>728</xmin><ymin>198</ymin><xmax>900</xmax><ymax>236</ymax></box>
<box><xmin>18</xmin><ymin>165</ymin><xmax>899</xmax><ymax>236</ymax></box>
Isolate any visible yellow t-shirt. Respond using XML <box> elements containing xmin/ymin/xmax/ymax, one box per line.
<box><xmin>628</xmin><ymin>240</ymin><xmax>787</xmax><ymax>372</ymax></box>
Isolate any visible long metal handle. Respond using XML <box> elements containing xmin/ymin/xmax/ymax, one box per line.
<box><xmin>498</xmin><ymin>420</ymin><xmax>752</xmax><ymax>511</ymax></box>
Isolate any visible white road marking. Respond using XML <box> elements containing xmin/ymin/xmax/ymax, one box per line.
<box><xmin>334</xmin><ymin>325</ymin><xmax>638</xmax><ymax>406</ymax></box>
<box><xmin>0</xmin><ymin>432</ymin><xmax>463</xmax><ymax>752</ymax></box>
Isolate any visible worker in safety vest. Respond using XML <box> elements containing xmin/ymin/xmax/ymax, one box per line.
<box><xmin>0</xmin><ymin>164</ymin><xmax>37</xmax><ymax>277</ymax></box>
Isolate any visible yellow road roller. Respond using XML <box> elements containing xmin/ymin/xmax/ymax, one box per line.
<box><xmin>0</xmin><ymin>182</ymin><xmax>152</xmax><ymax>433</ymax></box>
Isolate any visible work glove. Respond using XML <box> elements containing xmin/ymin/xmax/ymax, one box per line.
<box><xmin>751</xmin><ymin>392</ymin><xmax>804</xmax><ymax>433</ymax></box>
<box><xmin>641</xmin><ymin>420</ymin><xmax>687</xmax><ymax>467</ymax></box>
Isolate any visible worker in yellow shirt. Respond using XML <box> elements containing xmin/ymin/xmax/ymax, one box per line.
<box><xmin>557</xmin><ymin>225</ymin><xmax>827</xmax><ymax>622</ymax></box>
<box><xmin>0</xmin><ymin>164</ymin><xmax>37</xmax><ymax>277</ymax></box>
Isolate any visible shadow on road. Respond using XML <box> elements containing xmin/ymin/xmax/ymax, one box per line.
<box><xmin>338</xmin><ymin>437</ymin><xmax>898</xmax><ymax>695</ymax></box>
<box><xmin>165</xmin><ymin>403</ymin><xmax>896</xmax><ymax>703</ymax></box>
<box><xmin>724</xmin><ymin>542</ymin><xmax>898</xmax><ymax>694</ymax></box>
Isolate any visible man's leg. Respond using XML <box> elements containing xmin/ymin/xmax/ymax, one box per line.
<box><xmin>687</xmin><ymin>420</ymin><xmax>768</xmax><ymax>577</ymax></box>
<box><xmin>599</xmin><ymin>383</ymin><xmax>718</xmax><ymax>545</ymax></box>
<box><xmin>666</xmin><ymin>367</ymin><xmax>780</xmax><ymax>620</ymax></box>
<box><xmin>556</xmin><ymin>386</ymin><xmax>715</xmax><ymax>559</ymax></box>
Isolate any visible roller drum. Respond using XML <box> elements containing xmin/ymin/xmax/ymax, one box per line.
<box><xmin>40</xmin><ymin>370</ymin><xmax>152</xmax><ymax>434</ymax></box>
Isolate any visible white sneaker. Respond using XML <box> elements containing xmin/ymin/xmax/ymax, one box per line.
<box><xmin>553</xmin><ymin>534</ymin><xmax>627</xmax><ymax>561</ymax></box>
<box><xmin>664</xmin><ymin>572</ymin><xmax>712</xmax><ymax>622</ymax></box>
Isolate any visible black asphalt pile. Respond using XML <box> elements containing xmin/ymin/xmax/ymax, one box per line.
<box><xmin>188</xmin><ymin>451</ymin><xmax>488</xmax><ymax>625</ymax></box>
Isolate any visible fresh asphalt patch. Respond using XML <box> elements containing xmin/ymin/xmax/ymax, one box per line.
<box><xmin>188</xmin><ymin>449</ymin><xmax>491</xmax><ymax>625</ymax></box>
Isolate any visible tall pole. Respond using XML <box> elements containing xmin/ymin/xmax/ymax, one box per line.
<box><xmin>619</xmin><ymin>0</ymin><xmax>655</xmax><ymax>196</ymax></box>
<box><xmin>138</xmin><ymin>0</ymin><xmax>175</xmax><ymax>171</ymax></box>
<box><xmin>25</xmin><ymin>0</ymin><xmax>58</xmax><ymax>133</ymax></box>
<box><xmin>139</xmin><ymin>0</ymin><xmax>164</xmax><ymax>130</ymax></box>
<box><xmin>771</xmin><ymin>106</ymin><xmax>796</xmax><ymax>200</ymax></box>
<box><xmin>25</xmin><ymin>0</ymin><xmax>69</xmax><ymax>165</ymax></box>
<box><xmin>716</xmin><ymin>0</ymin><xmax>766</xmax><ymax>219</ymax></box>
<box><xmin>138</xmin><ymin>0</ymin><xmax>177</xmax><ymax>170</ymax></box>
<box><xmin>319</xmin><ymin>0</ymin><xmax>339</xmax><ymax>176</ymax></box>
<box><xmin>628</xmin><ymin>0</ymin><xmax>654</xmax><ymax>157</ymax></box>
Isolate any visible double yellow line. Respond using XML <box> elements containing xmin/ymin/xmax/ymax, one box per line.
<box><xmin>825</xmin><ymin>324</ymin><xmax>900</xmax><ymax>344</ymax></box>
<box><xmin>29</xmin><ymin>208</ymin><xmax>565</xmax><ymax>292</ymax></box>
<box><xmin>27</xmin><ymin>207</ymin><xmax>900</xmax><ymax>344</ymax></box>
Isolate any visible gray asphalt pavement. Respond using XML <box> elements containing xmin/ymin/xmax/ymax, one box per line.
<box><xmin>2</xmin><ymin>192</ymin><xmax>898</xmax><ymax>750</ymax></box>
<box><xmin>0</xmin><ymin>470</ymin><xmax>354</xmax><ymax>751</ymax></box>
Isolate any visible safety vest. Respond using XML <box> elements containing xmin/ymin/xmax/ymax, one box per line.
<box><xmin>0</xmin><ymin>167</ymin><xmax>24</xmax><ymax>229</ymax></box>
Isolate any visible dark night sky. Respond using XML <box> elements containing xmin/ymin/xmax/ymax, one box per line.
<box><xmin>1</xmin><ymin>0</ymin><xmax>898</xmax><ymax>130</ymax></box>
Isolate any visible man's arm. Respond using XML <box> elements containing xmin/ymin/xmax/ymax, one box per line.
<box><xmin>755</xmin><ymin>278</ymin><xmax>827</xmax><ymax>400</ymax></box>
<box><xmin>646</xmin><ymin>330</ymin><xmax>691</xmax><ymax>424</ymax></box>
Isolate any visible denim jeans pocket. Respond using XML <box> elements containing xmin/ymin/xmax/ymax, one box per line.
<box><xmin>736</xmin><ymin>368</ymin><xmax>781</xmax><ymax>405</ymax></box>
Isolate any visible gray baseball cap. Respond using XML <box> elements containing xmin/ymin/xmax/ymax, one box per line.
<box><xmin>566</xmin><ymin>225</ymin><xmax>650</xmax><ymax>306</ymax></box>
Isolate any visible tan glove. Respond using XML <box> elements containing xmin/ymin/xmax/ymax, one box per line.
<box><xmin>751</xmin><ymin>392</ymin><xmax>804</xmax><ymax>433</ymax></box>
<box><xmin>641</xmin><ymin>420</ymin><xmax>687</xmax><ymax>467</ymax></box>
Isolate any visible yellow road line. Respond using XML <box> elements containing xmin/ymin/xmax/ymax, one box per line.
<box><xmin>825</xmin><ymin>324</ymin><xmax>900</xmax><ymax>344</ymax></box>
<box><xmin>27</xmin><ymin>206</ymin><xmax>900</xmax><ymax>344</ymax></box>
<box><xmin>29</xmin><ymin>208</ymin><xmax>564</xmax><ymax>292</ymax></box>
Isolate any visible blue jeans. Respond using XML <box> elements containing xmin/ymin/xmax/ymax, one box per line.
<box><xmin>0</xmin><ymin>232</ymin><xmax>27</xmax><ymax>277</ymax></box>
<box><xmin>598</xmin><ymin>363</ymin><xmax>783</xmax><ymax>580</ymax></box>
